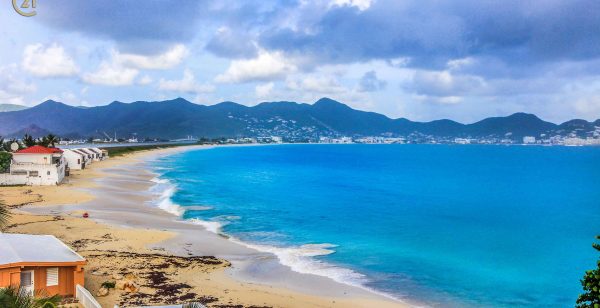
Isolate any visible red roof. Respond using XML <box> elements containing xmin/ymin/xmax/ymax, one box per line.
<box><xmin>15</xmin><ymin>145</ymin><xmax>63</xmax><ymax>154</ymax></box>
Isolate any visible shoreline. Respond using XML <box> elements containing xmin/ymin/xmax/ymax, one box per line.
<box><xmin>2</xmin><ymin>144</ymin><xmax>412</xmax><ymax>307</ymax></box>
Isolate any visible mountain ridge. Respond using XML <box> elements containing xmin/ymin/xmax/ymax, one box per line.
<box><xmin>0</xmin><ymin>98</ymin><xmax>597</xmax><ymax>141</ymax></box>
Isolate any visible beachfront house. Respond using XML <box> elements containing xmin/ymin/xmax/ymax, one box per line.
<box><xmin>63</xmin><ymin>149</ymin><xmax>86</xmax><ymax>170</ymax></box>
<box><xmin>89</xmin><ymin>148</ymin><xmax>107</xmax><ymax>161</ymax></box>
<box><xmin>86</xmin><ymin>148</ymin><xmax>103</xmax><ymax>161</ymax></box>
<box><xmin>0</xmin><ymin>145</ymin><xmax>66</xmax><ymax>186</ymax></box>
<box><xmin>0</xmin><ymin>234</ymin><xmax>86</xmax><ymax>297</ymax></box>
<box><xmin>72</xmin><ymin>149</ymin><xmax>93</xmax><ymax>165</ymax></box>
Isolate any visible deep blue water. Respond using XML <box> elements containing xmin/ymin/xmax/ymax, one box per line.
<box><xmin>151</xmin><ymin>144</ymin><xmax>600</xmax><ymax>307</ymax></box>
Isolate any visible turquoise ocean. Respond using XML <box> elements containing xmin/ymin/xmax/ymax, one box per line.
<box><xmin>150</xmin><ymin>144</ymin><xmax>600</xmax><ymax>307</ymax></box>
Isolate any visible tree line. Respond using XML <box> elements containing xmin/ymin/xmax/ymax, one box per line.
<box><xmin>0</xmin><ymin>134</ymin><xmax>60</xmax><ymax>152</ymax></box>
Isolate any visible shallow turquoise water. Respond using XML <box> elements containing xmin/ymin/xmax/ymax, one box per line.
<box><xmin>151</xmin><ymin>144</ymin><xmax>600</xmax><ymax>307</ymax></box>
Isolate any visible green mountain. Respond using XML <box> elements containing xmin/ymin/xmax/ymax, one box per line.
<box><xmin>0</xmin><ymin>98</ymin><xmax>596</xmax><ymax>140</ymax></box>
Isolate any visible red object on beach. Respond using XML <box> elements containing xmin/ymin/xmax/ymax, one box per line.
<box><xmin>83</xmin><ymin>212</ymin><xmax>89</xmax><ymax>218</ymax></box>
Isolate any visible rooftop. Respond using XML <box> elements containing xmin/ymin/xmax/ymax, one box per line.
<box><xmin>15</xmin><ymin>145</ymin><xmax>63</xmax><ymax>154</ymax></box>
<box><xmin>0</xmin><ymin>233</ymin><xmax>85</xmax><ymax>265</ymax></box>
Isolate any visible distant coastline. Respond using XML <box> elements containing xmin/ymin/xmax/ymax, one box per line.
<box><xmin>1</xmin><ymin>98</ymin><xmax>598</xmax><ymax>146</ymax></box>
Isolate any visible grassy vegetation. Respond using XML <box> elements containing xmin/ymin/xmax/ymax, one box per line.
<box><xmin>101</xmin><ymin>143</ymin><xmax>192</xmax><ymax>157</ymax></box>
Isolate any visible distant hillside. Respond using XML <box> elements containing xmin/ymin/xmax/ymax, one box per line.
<box><xmin>0</xmin><ymin>97</ymin><xmax>597</xmax><ymax>140</ymax></box>
<box><xmin>0</xmin><ymin>104</ymin><xmax>28</xmax><ymax>112</ymax></box>
<box><xmin>8</xmin><ymin>124</ymin><xmax>53</xmax><ymax>138</ymax></box>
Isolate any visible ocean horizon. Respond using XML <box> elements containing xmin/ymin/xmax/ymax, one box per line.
<box><xmin>149</xmin><ymin>144</ymin><xmax>600</xmax><ymax>307</ymax></box>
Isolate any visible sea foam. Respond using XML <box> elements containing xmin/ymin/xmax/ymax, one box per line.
<box><xmin>148</xmin><ymin>176</ymin><xmax>396</xmax><ymax>301</ymax></box>
<box><xmin>149</xmin><ymin>177</ymin><xmax>184</xmax><ymax>216</ymax></box>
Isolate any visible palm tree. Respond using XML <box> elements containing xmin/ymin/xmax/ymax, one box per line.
<box><xmin>22</xmin><ymin>134</ymin><xmax>35</xmax><ymax>147</ymax></box>
<box><xmin>44</xmin><ymin>134</ymin><xmax>59</xmax><ymax>148</ymax></box>
<box><xmin>0</xmin><ymin>286</ymin><xmax>61</xmax><ymax>308</ymax></box>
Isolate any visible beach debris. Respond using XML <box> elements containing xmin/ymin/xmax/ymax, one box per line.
<box><xmin>116</xmin><ymin>278</ymin><xmax>139</xmax><ymax>293</ymax></box>
<box><xmin>115</xmin><ymin>279</ymin><xmax>127</xmax><ymax>290</ymax></box>
<box><xmin>124</xmin><ymin>281</ymin><xmax>139</xmax><ymax>293</ymax></box>
<box><xmin>83</xmin><ymin>212</ymin><xmax>89</xmax><ymax>218</ymax></box>
<box><xmin>96</xmin><ymin>287</ymin><xmax>109</xmax><ymax>297</ymax></box>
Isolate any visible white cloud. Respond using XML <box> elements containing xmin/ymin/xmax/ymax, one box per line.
<box><xmin>22</xmin><ymin>43</ymin><xmax>79</xmax><ymax>78</ymax></box>
<box><xmin>409</xmin><ymin>70</ymin><xmax>487</xmax><ymax>97</ymax></box>
<box><xmin>81</xmin><ymin>45</ymin><xmax>188</xmax><ymax>86</ymax></box>
<box><xmin>330</xmin><ymin>0</ymin><xmax>373</xmax><ymax>11</ymax></box>
<box><xmin>116</xmin><ymin>44</ymin><xmax>189</xmax><ymax>70</ymax></box>
<box><xmin>413</xmin><ymin>94</ymin><xmax>463</xmax><ymax>105</ymax></box>
<box><xmin>82</xmin><ymin>61</ymin><xmax>139</xmax><ymax>86</ymax></box>
<box><xmin>216</xmin><ymin>51</ymin><xmax>297</xmax><ymax>83</ymax></box>
<box><xmin>255</xmin><ymin>82</ymin><xmax>274</xmax><ymax>98</ymax></box>
<box><xmin>137</xmin><ymin>75</ymin><xmax>153</xmax><ymax>85</ymax></box>
<box><xmin>158</xmin><ymin>69</ymin><xmax>215</xmax><ymax>93</ymax></box>
<box><xmin>287</xmin><ymin>76</ymin><xmax>346</xmax><ymax>94</ymax></box>
<box><xmin>447</xmin><ymin>57</ymin><xmax>475</xmax><ymax>71</ymax></box>
<box><xmin>574</xmin><ymin>96</ymin><xmax>600</xmax><ymax>117</ymax></box>
<box><xmin>0</xmin><ymin>65</ymin><xmax>36</xmax><ymax>105</ymax></box>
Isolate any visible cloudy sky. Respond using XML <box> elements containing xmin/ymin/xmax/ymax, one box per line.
<box><xmin>1</xmin><ymin>0</ymin><xmax>599</xmax><ymax>123</ymax></box>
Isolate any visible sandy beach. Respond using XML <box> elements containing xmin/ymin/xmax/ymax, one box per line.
<box><xmin>0</xmin><ymin>145</ymin><xmax>410</xmax><ymax>308</ymax></box>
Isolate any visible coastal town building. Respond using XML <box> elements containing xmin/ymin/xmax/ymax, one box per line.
<box><xmin>523</xmin><ymin>136</ymin><xmax>536</xmax><ymax>144</ymax></box>
<box><xmin>63</xmin><ymin>149</ymin><xmax>86</xmax><ymax>170</ymax></box>
<box><xmin>74</xmin><ymin>148</ymin><xmax>96</xmax><ymax>163</ymax></box>
<box><xmin>0</xmin><ymin>145</ymin><xmax>66</xmax><ymax>186</ymax></box>
<box><xmin>72</xmin><ymin>149</ymin><xmax>93</xmax><ymax>165</ymax></box>
<box><xmin>88</xmin><ymin>147</ymin><xmax>107</xmax><ymax>161</ymax></box>
<box><xmin>0</xmin><ymin>234</ymin><xmax>86</xmax><ymax>297</ymax></box>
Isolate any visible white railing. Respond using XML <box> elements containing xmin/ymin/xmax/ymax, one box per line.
<box><xmin>75</xmin><ymin>284</ymin><xmax>102</xmax><ymax>308</ymax></box>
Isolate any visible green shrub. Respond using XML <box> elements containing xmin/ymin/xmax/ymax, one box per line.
<box><xmin>101</xmin><ymin>281</ymin><xmax>116</xmax><ymax>289</ymax></box>
<box><xmin>0</xmin><ymin>151</ymin><xmax>11</xmax><ymax>173</ymax></box>
<box><xmin>576</xmin><ymin>235</ymin><xmax>600</xmax><ymax>308</ymax></box>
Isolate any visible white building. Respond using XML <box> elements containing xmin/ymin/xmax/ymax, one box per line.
<box><xmin>83</xmin><ymin>148</ymin><xmax>102</xmax><ymax>161</ymax></box>
<box><xmin>89</xmin><ymin>147</ymin><xmax>108</xmax><ymax>160</ymax></box>
<box><xmin>523</xmin><ymin>136</ymin><xmax>536</xmax><ymax>144</ymax></box>
<box><xmin>62</xmin><ymin>149</ymin><xmax>86</xmax><ymax>170</ymax></box>
<box><xmin>72</xmin><ymin>149</ymin><xmax>93</xmax><ymax>165</ymax></box>
<box><xmin>0</xmin><ymin>145</ymin><xmax>66</xmax><ymax>186</ymax></box>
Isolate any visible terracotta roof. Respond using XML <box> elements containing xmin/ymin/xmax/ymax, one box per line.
<box><xmin>15</xmin><ymin>145</ymin><xmax>63</xmax><ymax>154</ymax></box>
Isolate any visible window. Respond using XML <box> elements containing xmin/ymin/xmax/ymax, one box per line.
<box><xmin>29</xmin><ymin>171</ymin><xmax>38</xmax><ymax>177</ymax></box>
<box><xmin>47</xmin><ymin>171</ymin><xmax>50</xmax><ymax>175</ymax></box>
<box><xmin>46</xmin><ymin>267</ymin><xmax>58</xmax><ymax>286</ymax></box>
<box><xmin>77</xmin><ymin>159</ymin><xmax>80</xmax><ymax>164</ymax></box>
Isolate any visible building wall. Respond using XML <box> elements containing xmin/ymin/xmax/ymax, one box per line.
<box><xmin>1</xmin><ymin>162</ymin><xmax>65</xmax><ymax>186</ymax></box>
<box><xmin>0</xmin><ymin>267</ymin><xmax>21</xmax><ymax>287</ymax></box>
<box><xmin>12</xmin><ymin>153</ymin><xmax>53</xmax><ymax>164</ymax></box>
<box><xmin>63</xmin><ymin>151</ymin><xmax>84</xmax><ymax>170</ymax></box>
<box><xmin>0</xmin><ymin>266</ymin><xmax>84</xmax><ymax>297</ymax></box>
